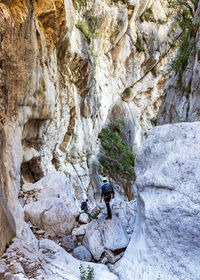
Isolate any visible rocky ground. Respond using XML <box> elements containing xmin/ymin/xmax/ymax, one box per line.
<box><xmin>0</xmin><ymin>172</ymin><xmax>136</xmax><ymax>279</ymax></box>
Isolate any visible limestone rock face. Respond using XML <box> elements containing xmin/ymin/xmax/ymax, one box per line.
<box><xmin>118</xmin><ymin>122</ymin><xmax>200</xmax><ymax>280</ymax></box>
<box><xmin>158</xmin><ymin>2</ymin><xmax>200</xmax><ymax>124</ymax></box>
<box><xmin>72</xmin><ymin>224</ymin><xmax>88</xmax><ymax>236</ymax></box>
<box><xmin>24</xmin><ymin>197</ymin><xmax>76</xmax><ymax>237</ymax></box>
<box><xmin>0</xmin><ymin>205</ymin><xmax>14</xmax><ymax>256</ymax></box>
<box><xmin>111</xmin><ymin>199</ymin><xmax>136</xmax><ymax>234</ymax></box>
<box><xmin>22</xmin><ymin>172</ymin><xmax>79</xmax><ymax>217</ymax></box>
<box><xmin>0</xmin><ymin>0</ymin><xmax>176</xmax><ymax>265</ymax></box>
<box><xmin>83</xmin><ymin>216</ymin><xmax>129</xmax><ymax>260</ymax></box>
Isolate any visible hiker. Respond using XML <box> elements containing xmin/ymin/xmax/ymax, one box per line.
<box><xmin>100</xmin><ymin>178</ymin><xmax>114</xmax><ymax>219</ymax></box>
<box><xmin>81</xmin><ymin>199</ymin><xmax>88</xmax><ymax>213</ymax></box>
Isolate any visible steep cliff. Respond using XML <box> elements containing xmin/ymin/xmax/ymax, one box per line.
<box><xmin>0</xmin><ymin>0</ymin><xmax>200</xmax><ymax>279</ymax></box>
<box><xmin>0</xmin><ymin>0</ymin><xmax>176</xmax><ymax>252</ymax></box>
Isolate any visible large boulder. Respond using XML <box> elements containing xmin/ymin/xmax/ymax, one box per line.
<box><xmin>24</xmin><ymin>198</ymin><xmax>76</xmax><ymax>237</ymax></box>
<box><xmin>22</xmin><ymin>172</ymin><xmax>79</xmax><ymax>217</ymax></box>
<box><xmin>83</xmin><ymin>216</ymin><xmax>129</xmax><ymax>260</ymax></box>
<box><xmin>118</xmin><ymin>122</ymin><xmax>200</xmax><ymax>280</ymax></box>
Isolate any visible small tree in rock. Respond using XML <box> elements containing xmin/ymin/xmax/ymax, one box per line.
<box><xmin>79</xmin><ymin>264</ymin><xmax>94</xmax><ymax>280</ymax></box>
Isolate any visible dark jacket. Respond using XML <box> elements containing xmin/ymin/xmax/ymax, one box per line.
<box><xmin>101</xmin><ymin>183</ymin><xmax>114</xmax><ymax>197</ymax></box>
<box><xmin>81</xmin><ymin>201</ymin><xmax>88</xmax><ymax>212</ymax></box>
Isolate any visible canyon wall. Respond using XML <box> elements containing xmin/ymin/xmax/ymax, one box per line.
<box><xmin>158</xmin><ymin>1</ymin><xmax>200</xmax><ymax>124</ymax></box>
<box><xmin>0</xmin><ymin>0</ymin><xmax>176</xmax><ymax>254</ymax></box>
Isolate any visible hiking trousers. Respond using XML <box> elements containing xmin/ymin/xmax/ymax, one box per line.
<box><xmin>104</xmin><ymin>194</ymin><xmax>112</xmax><ymax>218</ymax></box>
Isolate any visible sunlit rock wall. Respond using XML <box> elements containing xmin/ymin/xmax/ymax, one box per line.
<box><xmin>0</xmin><ymin>0</ymin><xmax>176</xmax><ymax>252</ymax></box>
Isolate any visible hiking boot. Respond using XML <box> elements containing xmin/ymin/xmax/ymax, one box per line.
<box><xmin>105</xmin><ymin>216</ymin><xmax>112</xmax><ymax>220</ymax></box>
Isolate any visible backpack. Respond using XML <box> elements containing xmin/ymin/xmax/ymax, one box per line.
<box><xmin>103</xmin><ymin>183</ymin><xmax>113</xmax><ymax>196</ymax></box>
<box><xmin>81</xmin><ymin>201</ymin><xmax>88</xmax><ymax>211</ymax></box>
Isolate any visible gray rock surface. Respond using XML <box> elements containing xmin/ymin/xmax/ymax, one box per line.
<box><xmin>83</xmin><ymin>228</ymin><xmax>104</xmax><ymax>261</ymax></box>
<box><xmin>158</xmin><ymin>2</ymin><xmax>200</xmax><ymax>124</ymax></box>
<box><xmin>39</xmin><ymin>239</ymin><xmax>119</xmax><ymax>280</ymax></box>
<box><xmin>22</xmin><ymin>172</ymin><xmax>79</xmax><ymax>217</ymax></box>
<box><xmin>83</xmin><ymin>216</ymin><xmax>129</xmax><ymax>260</ymax></box>
<box><xmin>0</xmin><ymin>261</ymin><xmax>7</xmax><ymax>279</ymax></box>
<box><xmin>72</xmin><ymin>224</ymin><xmax>88</xmax><ymax>236</ymax></box>
<box><xmin>117</xmin><ymin>122</ymin><xmax>200</xmax><ymax>280</ymax></box>
<box><xmin>72</xmin><ymin>245</ymin><xmax>92</xmax><ymax>262</ymax></box>
<box><xmin>57</xmin><ymin>235</ymin><xmax>77</xmax><ymax>252</ymax></box>
<box><xmin>104</xmin><ymin>249</ymin><xmax>121</xmax><ymax>264</ymax></box>
<box><xmin>24</xmin><ymin>197</ymin><xmax>76</xmax><ymax>237</ymax></box>
<box><xmin>79</xmin><ymin>213</ymin><xmax>90</xmax><ymax>224</ymax></box>
<box><xmin>111</xmin><ymin>199</ymin><xmax>136</xmax><ymax>234</ymax></box>
<box><xmin>100</xmin><ymin>217</ymin><xmax>129</xmax><ymax>251</ymax></box>
<box><xmin>2</xmin><ymin>237</ymin><xmax>118</xmax><ymax>280</ymax></box>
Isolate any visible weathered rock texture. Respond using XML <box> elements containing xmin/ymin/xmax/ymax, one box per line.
<box><xmin>83</xmin><ymin>216</ymin><xmax>129</xmax><ymax>260</ymax></box>
<box><xmin>0</xmin><ymin>0</ymin><xmax>176</xmax><ymax>254</ymax></box>
<box><xmin>118</xmin><ymin>122</ymin><xmax>200</xmax><ymax>280</ymax></box>
<box><xmin>158</xmin><ymin>1</ymin><xmax>200</xmax><ymax>124</ymax></box>
<box><xmin>0</xmin><ymin>237</ymin><xmax>118</xmax><ymax>280</ymax></box>
<box><xmin>0</xmin><ymin>205</ymin><xmax>14</xmax><ymax>256</ymax></box>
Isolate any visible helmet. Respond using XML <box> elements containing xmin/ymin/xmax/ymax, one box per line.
<box><xmin>102</xmin><ymin>177</ymin><xmax>108</xmax><ymax>182</ymax></box>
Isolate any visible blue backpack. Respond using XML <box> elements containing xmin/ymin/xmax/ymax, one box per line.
<box><xmin>102</xmin><ymin>183</ymin><xmax>113</xmax><ymax>196</ymax></box>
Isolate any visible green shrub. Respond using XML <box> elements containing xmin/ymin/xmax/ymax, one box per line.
<box><xmin>86</xmin><ymin>9</ymin><xmax>102</xmax><ymax>31</ymax></box>
<box><xmin>122</xmin><ymin>87</ymin><xmax>132</xmax><ymax>100</ymax></box>
<box><xmin>75</xmin><ymin>10</ymin><xmax>101</xmax><ymax>44</ymax></box>
<box><xmin>79</xmin><ymin>264</ymin><xmax>94</xmax><ymax>280</ymax></box>
<box><xmin>42</xmin><ymin>248</ymin><xmax>56</xmax><ymax>255</ymax></box>
<box><xmin>172</xmin><ymin>29</ymin><xmax>190</xmax><ymax>87</ymax></box>
<box><xmin>140</xmin><ymin>6</ymin><xmax>155</xmax><ymax>22</ymax></box>
<box><xmin>112</xmin><ymin>0</ymin><xmax>129</xmax><ymax>3</ymax></box>
<box><xmin>183</xmin><ymin>86</ymin><xmax>191</xmax><ymax>93</ymax></box>
<box><xmin>75</xmin><ymin>23</ymin><xmax>92</xmax><ymax>44</ymax></box>
<box><xmin>150</xmin><ymin>117</ymin><xmax>157</xmax><ymax>126</ymax></box>
<box><xmin>167</xmin><ymin>0</ymin><xmax>198</xmax><ymax>87</ymax></box>
<box><xmin>98</xmin><ymin>120</ymin><xmax>135</xmax><ymax>181</ymax></box>
<box><xmin>73</xmin><ymin>0</ymin><xmax>87</xmax><ymax>11</ymax></box>
<box><xmin>135</xmin><ymin>44</ymin><xmax>146</xmax><ymax>52</ymax></box>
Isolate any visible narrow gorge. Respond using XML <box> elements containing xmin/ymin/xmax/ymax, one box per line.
<box><xmin>0</xmin><ymin>0</ymin><xmax>200</xmax><ymax>279</ymax></box>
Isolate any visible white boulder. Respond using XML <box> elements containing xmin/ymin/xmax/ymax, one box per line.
<box><xmin>79</xmin><ymin>213</ymin><xmax>90</xmax><ymax>224</ymax></box>
<box><xmin>83</xmin><ymin>216</ymin><xmax>129</xmax><ymax>260</ymax></box>
<box><xmin>22</xmin><ymin>172</ymin><xmax>79</xmax><ymax>217</ymax></box>
<box><xmin>24</xmin><ymin>197</ymin><xmax>76</xmax><ymax>237</ymax></box>
<box><xmin>72</xmin><ymin>224</ymin><xmax>88</xmax><ymax>236</ymax></box>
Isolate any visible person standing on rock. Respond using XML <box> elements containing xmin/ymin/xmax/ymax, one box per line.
<box><xmin>100</xmin><ymin>178</ymin><xmax>114</xmax><ymax>219</ymax></box>
<box><xmin>81</xmin><ymin>199</ymin><xmax>89</xmax><ymax>213</ymax></box>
